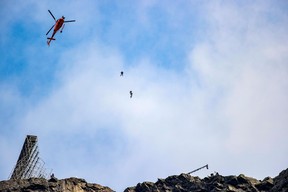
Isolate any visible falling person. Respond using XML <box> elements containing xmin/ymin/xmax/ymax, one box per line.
<box><xmin>120</xmin><ymin>71</ymin><xmax>124</xmax><ymax>76</ymax></box>
<box><xmin>130</xmin><ymin>91</ymin><xmax>133</xmax><ymax>98</ymax></box>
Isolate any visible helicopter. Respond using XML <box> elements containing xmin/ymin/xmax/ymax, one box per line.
<box><xmin>46</xmin><ymin>10</ymin><xmax>75</xmax><ymax>46</ymax></box>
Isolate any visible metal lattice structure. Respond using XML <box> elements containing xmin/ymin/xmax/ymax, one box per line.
<box><xmin>10</xmin><ymin>135</ymin><xmax>48</xmax><ymax>180</ymax></box>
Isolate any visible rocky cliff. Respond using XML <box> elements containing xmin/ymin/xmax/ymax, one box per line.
<box><xmin>0</xmin><ymin>177</ymin><xmax>114</xmax><ymax>192</ymax></box>
<box><xmin>125</xmin><ymin>168</ymin><xmax>288</xmax><ymax>192</ymax></box>
<box><xmin>0</xmin><ymin>168</ymin><xmax>287</xmax><ymax>192</ymax></box>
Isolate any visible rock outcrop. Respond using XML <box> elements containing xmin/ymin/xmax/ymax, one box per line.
<box><xmin>0</xmin><ymin>168</ymin><xmax>287</xmax><ymax>192</ymax></box>
<box><xmin>0</xmin><ymin>177</ymin><xmax>114</xmax><ymax>192</ymax></box>
<box><xmin>269</xmin><ymin>168</ymin><xmax>288</xmax><ymax>192</ymax></box>
<box><xmin>125</xmin><ymin>168</ymin><xmax>288</xmax><ymax>192</ymax></box>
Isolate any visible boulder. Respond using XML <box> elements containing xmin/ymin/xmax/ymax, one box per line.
<box><xmin>269</xmin><ymin>168</ymin><xmax>288</xmax><ymax>192</ymax></box>
<box><xmin>0</xmin><ymin>177</ymin><xmax>114</xmax><ymax>192</ymax></box>
<box><xmin>124</xmin><ymin>168</ymin><xmax>288</xmax><ymax>192</ymax></box>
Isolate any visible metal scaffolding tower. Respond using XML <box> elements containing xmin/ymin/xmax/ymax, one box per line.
<box><xmin>10</xmin><ymin>135</ymin><xmax>48</xmax><ymax>180</ymax></box>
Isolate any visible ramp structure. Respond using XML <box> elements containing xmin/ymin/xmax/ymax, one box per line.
<box><xmin>10</xmin><ymin>135</ymin><xmax>47</xmax><ymax>179</ymax></box>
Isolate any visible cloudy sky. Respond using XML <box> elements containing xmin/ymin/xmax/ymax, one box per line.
<box><xmin>0</xmin><ymin>0</ymin><xmax>288</xmax><ymax>191</ymax></box>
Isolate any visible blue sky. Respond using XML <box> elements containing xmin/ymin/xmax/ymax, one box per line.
<box><xmin>1</xmin><ymin>0</ymin><xmax>288</xmax><ymax>191</ymax></box>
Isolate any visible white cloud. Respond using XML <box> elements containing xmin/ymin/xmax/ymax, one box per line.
<box><xmin>187</xmin><ymin>0</ymin><xmax>288</xmax><ymax>178</ymax></box>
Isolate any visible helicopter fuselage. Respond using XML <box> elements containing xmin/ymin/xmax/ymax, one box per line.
<box><xmin>54</xmin><ymin>18</ymin><xmax>65</xmax><ymax>33</ymax></box>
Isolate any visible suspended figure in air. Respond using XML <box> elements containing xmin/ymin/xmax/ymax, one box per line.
<box><xmin>130</xmin><ymin>91</ymin><xmax>133</xmax><ymax>98</ymax></box>
<box><xmin>46</xmin><ymin>10</ymin><xmax>76</xmax><ymax>46</ymax></box>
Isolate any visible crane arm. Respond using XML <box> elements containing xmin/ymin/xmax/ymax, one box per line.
<box><xmin>187</xmin><ymin>164</ymin><xmax>209</xmax><ymax>174</ymax></box>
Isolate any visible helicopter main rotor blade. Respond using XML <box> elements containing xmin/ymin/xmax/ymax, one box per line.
<box><xmin>48</xmin><ymin>10</ymin><xmax>56</xmax><ymax>21</ymax></box>
<box><xmin>64</xmin><ymin>20</ymin><xmax>76</xmax><ymax>23</ymax></box>
<box><xmin>46</xmin><ymin>24</ymin><xmax>55</xmax><ymax>35</ymax></box>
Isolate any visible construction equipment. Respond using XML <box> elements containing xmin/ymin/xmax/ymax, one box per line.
<box><xmin>188</xmin><ymin>164</ymin><xmax>209</xmax><ymax>174</ymax></box>
<box><xmin>9</xmin><ymin>135</ymin><xmax>48</xmax><ymax>179</ymax></box>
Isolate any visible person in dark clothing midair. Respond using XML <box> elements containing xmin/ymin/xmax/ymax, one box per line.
<box><xmin>130</xmin><ymin>91</ymin><xmax>133</xmax><ymax>98</ymax></box>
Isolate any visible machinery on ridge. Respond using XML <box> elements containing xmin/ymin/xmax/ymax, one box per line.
<box><xmin>9</xmin><ymin>135</ymin><xmax>48</xmax><ymax>179</ymax></box>
<box><xmin>188</xmin><ymin>164</ymin><xmax>209</xmax><ymax>175</ymax></box>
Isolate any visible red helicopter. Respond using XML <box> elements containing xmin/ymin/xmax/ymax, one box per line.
<box><xmin>46</xmin><ymin>10</ymin><xmax>75</xmax><ymax>46</ymax></box>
